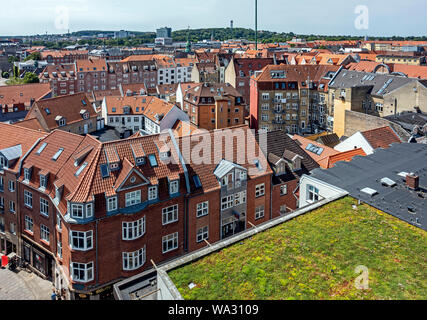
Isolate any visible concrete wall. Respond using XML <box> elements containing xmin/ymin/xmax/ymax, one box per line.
<box><xmin>343</xmin><ymin>110</ymin><xmax>410</xmax><ymax>141</ymax></box>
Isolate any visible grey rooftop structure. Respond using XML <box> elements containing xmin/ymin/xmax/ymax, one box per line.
<box><xmin>329</xmin><ymin>69</ymin><xmax>422</xmax><ymax>97</ymax></box>
<box><xmin>309</xmin><ymin>143</ymin><xmax>427</xmax><ymax>231</ymax></box>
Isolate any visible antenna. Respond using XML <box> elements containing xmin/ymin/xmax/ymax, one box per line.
<box><xmin>255</xmin><ymin>0</ymin><xmax>258</xmax><ymax>50</ymax></box>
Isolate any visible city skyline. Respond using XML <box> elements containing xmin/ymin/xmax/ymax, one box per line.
<box><xmin>1</xmin><ymin>0</ymin><xmax>426</xmax><ymax>37</ymax></box>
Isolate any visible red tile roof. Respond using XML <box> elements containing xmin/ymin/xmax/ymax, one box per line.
<box><xmin>361</xmin><ymin>126</ymin><xmax>402</xmax><ymax>149</ymax></box>
<box><xmin>27</xmin><ymin>93</ymin><xmax>97</xmax><ymax>131</ymax></box>
<box><xmin>318</xmin><ymin>148</ymin><xmax>366</xmax><ymax>169</ymax></box>
<box><xmin>0</xmin><ymin>122</ymin><xmax>47</xmax><ymax>172</ymax></box>
<box><xmin>0</xmin><ymin>83</ymin><xmax>52</xmax><ymax>106</ymax></box>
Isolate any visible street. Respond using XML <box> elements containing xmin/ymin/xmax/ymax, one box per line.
<box><xmin>0</xmin><ymin>265</ymin><xmax>52</xmax><ymax>300</ymax></box>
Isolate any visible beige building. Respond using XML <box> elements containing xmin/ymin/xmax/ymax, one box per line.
<box><xmin>329</xmin><ymin>69</ymin><xmax>427</xmax><ymax>137</ymax></box>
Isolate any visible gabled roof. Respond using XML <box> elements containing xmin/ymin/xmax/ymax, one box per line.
<box><xmin>28</xmin><ymin>92</ymin><xmax>97</xmax><ymax>131</ymax></box>
<box><xmin>258</xmin><ymin>130</ymin><xmax>319</xmax><ymax>183</ymax></box>
<box><xmin>361</xmin><ymin>126</ymin><xmax>402</xmax><ymax>149</ymax></box>
<box><xmin>292</xmin><ymin>135</ymin><xmax>340</xmax><ymax>164</ymax></box>
<box><xmin>213</xmin><ymin>159</ymin><xmax>246</xmax><ymax>179</ymax></box>
<box><xmin>0</xmin><ymin>83</ymin><xmax>51</xmax><ymax>106</ymax></box>
<box><xmin>318</xmin><ymin>148</ymin><xmax>367</xmax><ymax>169</ymax></box>
<box><xmin>0</xmin><ymin>122</ymin><xmax>47</xmax><ymax>172</ymax></box>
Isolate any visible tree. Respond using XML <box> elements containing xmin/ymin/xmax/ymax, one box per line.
<box><xmin>24</xmin><ymin>52</ymin><xmax>41</xmax><ymax>61</ymax></box>
<box><xmin>8</xmin><ymin>56</ymin><xmax>18</xmax><ymax>64</ymax></box>
<box><xmin>23</xmin><ymin>72</ymin><xmax>39</xmax><ymax>84</ymax></box>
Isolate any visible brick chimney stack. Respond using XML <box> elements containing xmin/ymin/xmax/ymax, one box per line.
<box><xmin>406</xmin><ymin>173</ymin><xmax>419</xmax><ymax>190</ymax></box>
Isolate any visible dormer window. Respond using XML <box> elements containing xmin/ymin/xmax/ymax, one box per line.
<box><xmin>148</xmin><ymin>186</ymin><xmax>158</xmax><ymax>201</ymax></box>
<box><xmin>56</xmin><ymin>117</ymin><xmax>66</xmax><ymax>127</ymax></box>
<box><xmin>169</xmin><ymin>180</ymin><xmax>179</xmax><ymax>195</ymax></box>
<box><xmin>24</xmin><ymin>168</ymin><xmax>32</xmax><ymax>181</ymax></box>
<box><xmin>135</xmin><ymin>157</ymin><xmax>145</xmax><ymax>166</ymax></box>
<box><xmin>40</xmin><ymin>175</ymin><xmax>47</xmax><ymax>189</ymax></box>
<box><xmin>109</xmin><ymin>162</ymin><xmax>120</xmax><ymax>171</ymax></box>
<box><xmin>159</xmin><ymin>151</ymin><xmax>171</xmax><ymax>161</ymax></box>
<box><xmin>0</xmin><ymin>156</ymin><xmax>5</xmax><ymax>168</ymax></box>
<box><xmin>70</xmin><ymin>202</ymin><xmax>94</xmax><ymax>219</ymax></box>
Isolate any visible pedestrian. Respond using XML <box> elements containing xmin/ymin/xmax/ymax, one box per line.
<box><xmin>51</xmin><ymin>289</ymin><xmax>57</xmax><ymax>300</ymax></box>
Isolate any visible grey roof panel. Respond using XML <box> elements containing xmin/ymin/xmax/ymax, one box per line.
<box><xmin>310</xmin><ymin>143</ymin><xmax>427</xmax><ymax>231</ymax></box>
<box><xmin>0</xmin><ymin>144</ymin><xmax>22</xmax><ymax>161</ymax></box>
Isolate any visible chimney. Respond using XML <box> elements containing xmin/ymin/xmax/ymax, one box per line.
<box><xmin>406</xmin><ymin>173</ymin><xmax>419</xmax><ymax>190</ymax></box>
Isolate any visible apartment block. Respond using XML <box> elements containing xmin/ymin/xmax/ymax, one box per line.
<box><xmin>250</xmin><ymin>65</ymin><xmax>340</xmax><ymax>134</ymax></box>
<box><xmin>181</xmin><ymin>83</ymin><xmax>245</xmax><ymax>130</ymax></box>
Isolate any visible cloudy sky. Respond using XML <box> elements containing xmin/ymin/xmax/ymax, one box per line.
<box><xmin>1</xmin><ymin>0</ymin><xmax>426</xmax><ymax>36</ymax></box>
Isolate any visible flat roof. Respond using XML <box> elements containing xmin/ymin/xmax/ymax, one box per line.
<box><xmin>167</xmin><ymin>197</ymin><xmax>427</xmax><ymax>300</ymax></box>
<box><xmin>310</xmin><ymin>143</ymin><xmax>427</xmax><ymax>230</ymax></box>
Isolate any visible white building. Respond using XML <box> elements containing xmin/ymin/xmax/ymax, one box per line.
<box><xmin>101</xmin><ymin>95</ymin><xmax>189</xmax><ymax>135</ymax></box>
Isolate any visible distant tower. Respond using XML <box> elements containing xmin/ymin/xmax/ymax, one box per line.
<box><xmin>230</xmin><ymin>20</ymin><xmax>234</xmax><ymax>29</ymax></box>
<box><xmin>211</xmin><ymin>30</ymin><xmax>214</xmax><ymax>42</ymax></box>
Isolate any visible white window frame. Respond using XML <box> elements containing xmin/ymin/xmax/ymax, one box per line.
<box><xmin>169</xmin><ymin>180</ymin><xmax>179</xmax><ymax>195</ymax></box>
<box><xmin>122</xmin><ymin>247</ymin><xmax>146</xmax><ymax>271</ymax></box>
<box><xmin>69</xmin><ymin>230</ymin><xmax>93</xmax><ymax>251</ymax></box>
<box><xmin>255</xmin><ymin>183</ymin><xmax>265</xmax><ymax>197</ymax></box>
<box><xmin>40</xmin><ymin>198</ymin><xmax>49</xmax><ymax>217</ymax></box>
<box><xmin>221</xmin><ymin>195</ymin><xmax>234</xmax><ymax>211</ymax></box>
<box><xmin>148</xmin><ymin>186</ymin><xmax>158</xmax><ymax>201</ymax></box>
<box><xmin>307</xmin><ymin>185</ymin><xmax>320</xmax><ymax>202</ymax></box>
<box><xmin>122</xmin><ymin>217</ymin><xmax>146</xmax><ymax>241</ymax></box>
<box><xmin>162</xmin><ymin>232</ymin><xmax>178</xmax><ymax>253</ymax></box>
<box><xmin>70</xmin><ymin>262</ymin><xmax>94</xmax><ymax>283</ymax></box>
<box><xmin>196</xmin><ymin>226</ymin><xmax>209</xmax><ymax>243</ymax></box>
<box><xmin>24</xmin><ymin>190</ymin><xmax>33</xmax><ymax>208</ymax></box>
<box><xmin>125</xmin><ymin>190</ymin><xmax>141</xmax><ymax>207</ymax></box>
<box><xmin>280</xmin><ymin>184</ymin><xmax>288</xmax><ymax>196</ymax></box>
<box><xmin>25</xmin><ymin>216</ymin><xmax>33</xmax><ymax>233</ymax></box>
<box><xmin>86</xmin><ymin>203</ymin><xmax>93</xmax><ymax>218</ymax></box>
<box><xmin>107</xmin><ymin>196</ymin><xmax>118</xmax><ymax>212</ymax></box>
<box><xmin>196</xmin><ymin>201</ymin><xmax>209</xmax><ymax>218</ymax></box>
<box><xmin>8</xmin><ymin>180</ymin><xmax>15</xmax><ymax>192</ymax></box>
<box><xmin>162</xmin><ymin>204</ymin><xmax>178</xmax><ymax>225</ymax></box>
<box><xmin>71</xmin><ymin>204</ymin><xmax>84</xmax><ymax>219</ymax></box>
<box><xmin>255</xmin><ymin>205</ymin><xmax>265</xmax><ymax>220</ymax></box>
<box><xmin>40</xmin><ymin>225</ymin><xmax>50</xmax><ymax>243</ymax></box>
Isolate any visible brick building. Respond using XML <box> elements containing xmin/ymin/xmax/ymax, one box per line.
<box><xmin>182</xmin><ymin>82</ymin><xmax>245</xmax><ymax>130</ymax></box>
<box><xmin>250</xmin><ymin>65</ymin><xmax>340</xmax><ymax>134</ymax></box>
<box><xmin>0</xmin><ymin>124</ymin><xmax>47</xmax><ymax>257</ymax></box>
<box><xmin>225</xmin><ymin>57</ymin><xmax>274</xmax><ymax>109</ymax></box>
<box><xmin>39</xmin><ymin>64</ymin><xmax>77</xmax><ymax>96</ymax></box>
<box><xmin>13</xmin><ymin>125</ymin><xmax>275</xmax><ymax>299</ymax></box>
<box><xmin>25</xmin><ymin>93</ymin><xmax>100</xmax><ymax>134</ymax></box>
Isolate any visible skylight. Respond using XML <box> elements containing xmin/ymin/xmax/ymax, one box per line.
<box><xmin>36</xmin><ymin>143</ymin><xmax>47</xmax><ymax>155</ymax></box>
<box><xmin>75</xmin><ymin>162</ymin><xmax>88</xmax><ymax>177</ymax></box>
<box><xmin>361</xmin><ymin>187</ymin><xmax>378</xmax><ymax>196</ymax></box>
<box><xmin>306</xmin><ymin>144</ymin><xmax>324</xmax><ymax>156</ymax></box>
<box><xmin>45</xmin><ymin>108</ymin><xmax>51</xmax><ymax>115</ymax></box>
<box><xmin>52</xmin><ymin>148</ymin><xmax>64</xmax><ymax>161</ymax></box>
<box><xmin>100</xmin><ymin>164</ymin><xmax>109</xmax><ymax>178</ymax></box>
<box><xmin>381</xmin><ymin>177</ymin><xmax>396</xmax><ymax>187</ymax></box>
<box><xmin>193</xmin><ymin>175</ymin><xmax>202</xmax><ymax>188</ymax></box>
<box><xmin>148</xmin><ymin>154</ymin><xmax>158</xmax><ymax>167</ymax></box>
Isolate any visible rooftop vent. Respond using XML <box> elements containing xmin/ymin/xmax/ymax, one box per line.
<box><xmin>381</xmin><ymin>177</ymin><xmax>396</xmax><ymax>187</ymax></box>
<box><xmin>361</xmin><ymin>187</ymin><xmax>378</xmax><ymax>197</ymax></box>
